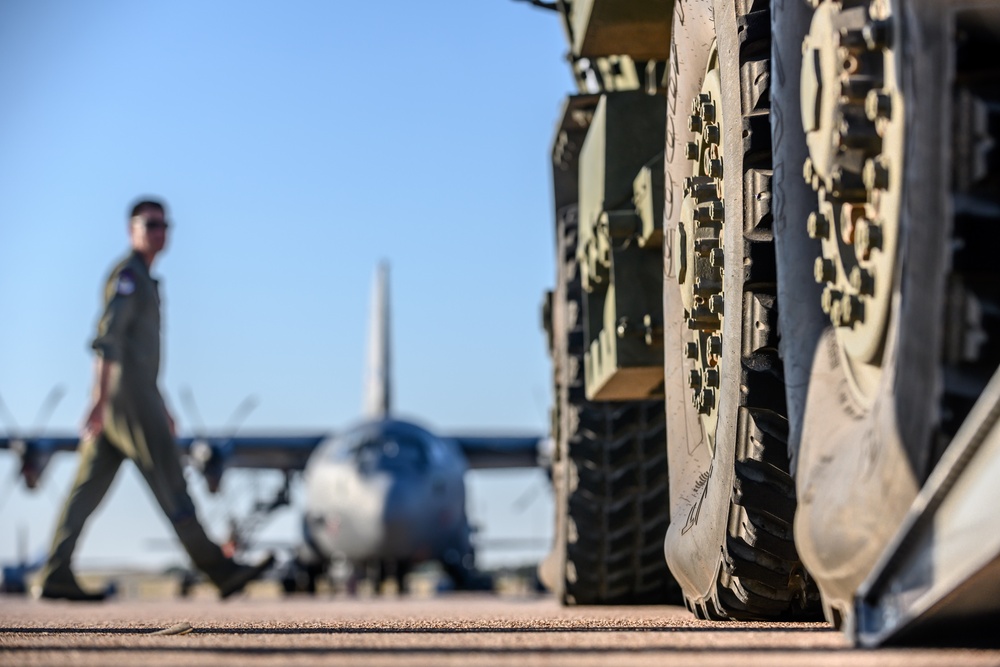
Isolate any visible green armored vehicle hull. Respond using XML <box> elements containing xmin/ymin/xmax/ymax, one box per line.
<box><xmin>528</xmin><ymin>0</ymin><xmax>1000</xmax><ymax>644</ymax></box>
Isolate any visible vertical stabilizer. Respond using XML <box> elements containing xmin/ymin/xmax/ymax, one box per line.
<box><xmin>364</xmin><ymin>262</ymin><xmax>392</xmax><ymax>419</ymax></box>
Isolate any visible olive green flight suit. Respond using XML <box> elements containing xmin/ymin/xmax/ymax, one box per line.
<box><xmin>41</xmin><ymin>250</ymin><xmax>238</xmax><ymax>588</ymax></box>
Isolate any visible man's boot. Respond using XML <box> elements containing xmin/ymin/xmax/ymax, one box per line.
<box><xmin>217</xmin><ymin>553</ymin><xmax>275</xmax><ymax>600</ymax></box>
<box><xmin>36</xmin><ymin>570</ymin><xmax>107</xmax><ymax>602</ymax></box>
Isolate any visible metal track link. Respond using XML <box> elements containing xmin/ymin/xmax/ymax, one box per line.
<box><xmin>565</xmin><ymin>400</ymin><xmax>675</xmax><ymax>604</ymax></box>
<box><xmin>553</xmin><ymin>204</ymin><xmax>678</xmax><ymax>606</ymax></box>
<box><xmin>938</xmin><ymin>6</ymin><xmax>1000</xmax><ymax>469</ymax></box>
<box><xmin>681</xmin><ymin>0</ymin><xmax>820</xmax><ymax>620</ymax></box>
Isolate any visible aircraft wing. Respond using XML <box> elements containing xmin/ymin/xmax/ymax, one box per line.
<box><xmin>0</xmin><ymin>433</ymin><xmax>327</xmax><ymax>471</ymax></box>
<box><xmin>0</xmin><ymin>434</ymin><xmax>80</xmax><ymax>489</ymax></box>
<box><xmin>175</xmin><ymin>433</ymin><xmax>329</xmax><ymax>471</ymax></box>
<box><xmin>448</xmin><ymin>435</ymin><xmax>546</xmax><ymax>469</ymax></box>
<box><xmin>0</xmin><ymin>435</ymin><xmax>79</xmax><ymax>453</ymax></box>
<box><xmin>0</xmin><ymin>432</ymin><xmax>329</xmax><ymax>491</ymax></box>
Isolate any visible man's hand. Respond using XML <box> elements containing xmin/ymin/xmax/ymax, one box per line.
<box><xmin>81</xmin><ymin>402</ymin><xmax>105</xmax><ymax>442</ymax></box>
<box><xmin>82</xmin><ymin>356</ymin><xmax>113</xmax><ymax>441</ymax></box>
<box><xmin>166</xmin><ymin>409</ymin><xmax>177</xmax><ymax>438</ymax></box>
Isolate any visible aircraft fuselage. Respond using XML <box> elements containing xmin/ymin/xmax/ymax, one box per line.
<box><xmin>302</xmin><ymin>419</ymin><xmax>473</xmax><ymax>567</ymax></box>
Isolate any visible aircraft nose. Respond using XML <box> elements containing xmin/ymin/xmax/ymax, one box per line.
<box><xmin>307</xmin><ymin>463</ymin><xmax>439</xmax><ymax>562</ymax></box>
<box><xmin>375</xmin><ymin>477</ymin><xmax>430</xmax><ymax>554</ymax></box>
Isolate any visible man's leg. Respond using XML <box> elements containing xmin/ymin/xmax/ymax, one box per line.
<box><xmin>118</xmin><ymin>393</ymin><xmax>274</xmax><ymax>597</ymax></box>
<box><xmin>38</xmin><ymin>434</ymin><xmax>123</xmax><ymax>594</ymax></box>
<box><xmin>126</xmin><ymin>407</ymin><xmax>238</xmax><ymax>587</ymax></box>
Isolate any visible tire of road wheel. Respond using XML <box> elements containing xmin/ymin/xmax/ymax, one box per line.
<box><xmin>549</xmin><ymin>205</ymin><xmax>680</xmax><ymax>606</ymax></box>
<box><xmin>792</xmin><ymin>0</ymin><xmax>1000</xmax><ymax>628</ymax></box>
<box><xmin>661</xmin><ymin>0</ymin><xmax>821</xmax><ymax>620</ymax></box>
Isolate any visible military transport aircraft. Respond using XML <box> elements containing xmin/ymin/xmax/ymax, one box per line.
<box><xmin>0</xmin><ymin>263</ymin><xmax>546</xmax><ymax>593</ymax></box>
<box><xmin>0</xmin><ymin>527</ymin><xmax>45</xmax><ymax>595</ymax></box>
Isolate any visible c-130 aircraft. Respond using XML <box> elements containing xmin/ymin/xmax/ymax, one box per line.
<box><xmin>0</xmin><ymin>262</ymin><xmax>547</xmax><ymax>594</ymax></box>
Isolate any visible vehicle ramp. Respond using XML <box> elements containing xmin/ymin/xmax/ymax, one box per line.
<box><xmin>855</xmin><ymin>366</ymin><xmax>1000</xmax><ymax>647</ymax></box>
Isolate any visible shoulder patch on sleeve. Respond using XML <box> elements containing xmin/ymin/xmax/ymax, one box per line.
<box><xmin>116</xmin><ymin>269</ymin><xmax>136</xmax><ymax>296</ymax></box>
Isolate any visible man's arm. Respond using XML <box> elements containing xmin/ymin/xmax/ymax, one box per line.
<box><xmin>81</xmin><ymin>359</ymin><xmax>177</xmax><ymax>439</ymax></box>
<box><xmin>81</xmin><ymin>356</ymin><xmax>113</xmax><ymax>441</ymax></box>
<box><xmin>84</xmin><ymin>265</ymin><xmax>138</xmax><ymax>440</ymax></box>
<box><xmin>160</xmin><ymin>393</ymin><xmax>177</xmax><ymax>438</ymax></box>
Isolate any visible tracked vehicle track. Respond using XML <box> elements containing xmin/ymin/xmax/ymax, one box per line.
<box><xmin>549</xmin><ymin>205</ymin><xmax>677</xmax><ymax>605</ymax></box>
<box><xmin>565</xmin><ymin>399</ymin><xmax>673</xmax><ymax>604</ymax></box>
<box><xmin>941</xmin><ymin>7</ymin><xmax>1000</xmax><ymax>461</ymax></box>
<box><xmin>789</xmin><ymin>1</ymin><xmax>1000</xmax><ymax>628</ymax></box>
<box><xmin>665</xmin><ymin>0</ymin><xmax>819</xmax><ymax>621</ymax></box>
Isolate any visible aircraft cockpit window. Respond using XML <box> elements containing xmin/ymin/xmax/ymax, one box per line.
<box><xmin>326</xmin><ymin>432</ymin><xmax>368</xmax><ymax>462</ymax></box>
<box><xmin>426</xmin><ymin>439</ymin><xmax>451</xmax><ymax>463</ymax></box>
<box><xmin>355</xmin><ymin>435</ymin><xmax>428</xmax><ymax>472</ymax></box>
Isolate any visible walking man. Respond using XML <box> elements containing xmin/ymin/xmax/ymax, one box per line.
<box><xmin>37</xmin><ymin>197</ymin><xmax>272</xmax><ymax>601</ymax></box>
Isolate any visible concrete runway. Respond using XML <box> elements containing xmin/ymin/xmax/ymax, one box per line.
<box><xmin>2</xmin><ymin>594</ymin><xmax>999</xmax><ymax>667</ymax></box>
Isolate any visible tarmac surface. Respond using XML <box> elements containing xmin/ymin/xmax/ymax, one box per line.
<box><xmin>3</xmin><ymin>594</ymin><xmax>1000</xmax><ymax>667</ymax></box>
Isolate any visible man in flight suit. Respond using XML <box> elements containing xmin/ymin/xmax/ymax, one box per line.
<box><xmin>37</xmin><ymin>198</ymin><xmax>273</xmax><ymax>601</ymax></box>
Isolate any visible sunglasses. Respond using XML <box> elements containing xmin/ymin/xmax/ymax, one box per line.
<box><xmin>141</xmin><ymin>220</ymin><xmax>170</xmax><ymax>231</ymax></box>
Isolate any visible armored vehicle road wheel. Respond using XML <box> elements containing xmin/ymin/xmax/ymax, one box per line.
<box><xmin>790</xmin><ymin>0</ymin><xmax>1000</xmax><ymax>629</ymax></box>
<box><xmin>540</xmin><ymin>205</ymin><xmax>679</xmax><ymax>605</ymax></box>
<box><xmin>662</xmin><ymin>0</ymin><xmax>821</xmax><ymax>620</ymax></box>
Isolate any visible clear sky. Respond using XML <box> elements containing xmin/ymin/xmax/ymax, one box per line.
<box><xmin>0</xmin><ymin>1</ymin><xmax>571</xmax><ymax>572</ymax></box>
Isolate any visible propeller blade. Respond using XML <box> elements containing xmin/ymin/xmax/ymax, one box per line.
<box><xmin>511</xmin><ymin>483</ymin><xmax>543</xmax><ymax>514</ymax></box>
<box><xmin>178</xmin><ymin>386</ymin><xmax>207</xmax><ymax>437</ymax></box>
<box><xmin>0</xmin><ymin>393</ymin><xmax>21</xmax><ymax>435</ymax></box>
<box><xmin>224</xmin><ymin>395</ymin><xmax>259</xmax><ymax>435</ymax></box>
<box><xmin>32</xmin><ymin>385</ymin><xmax>65</xmax><ymax>432</ymax></box>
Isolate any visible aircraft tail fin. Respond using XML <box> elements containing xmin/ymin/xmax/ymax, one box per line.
<box><xmin>363</xmin><ymin>261</ymin><xmax>392</xmax><ymax>420</ymax></box>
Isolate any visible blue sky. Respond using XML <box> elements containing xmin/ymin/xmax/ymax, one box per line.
<box><xmin>0</xmin><ymin>1</ymin><xmax>570</xmax><ymax>571</ymax></box>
